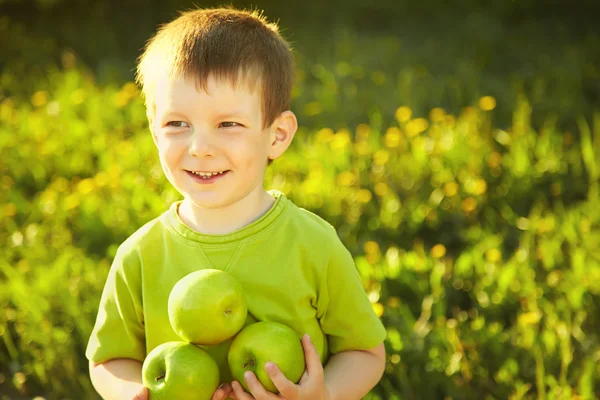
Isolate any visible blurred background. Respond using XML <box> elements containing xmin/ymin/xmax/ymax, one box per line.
<box><xmin>1</xmin><ymin>0</ymin><xmax>600</xmax><ymax>398</ymax></box>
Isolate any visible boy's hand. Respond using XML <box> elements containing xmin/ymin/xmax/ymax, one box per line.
<box><xmin>132</xmin><ymin>385</ymin><xmax>148</xmax><ymax>400</ymax></box>
<box><xmin>231</xmin><ymin>334</ymin><xmax>330</xmax><ymax>400</ymax></box>
<box><xmin>212</xmin><ymin>383</ymin><xmax>234</xmax><ymax>400</ymax></box>
<box><xmin>131</xmin><ymin>383</ymin><xmax>233</xmax><ymax>400</ymax></box>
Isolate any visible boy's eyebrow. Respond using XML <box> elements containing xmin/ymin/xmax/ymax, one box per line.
<box><xmin>160</xmin><ymin>107</ymin><xmax>254</xmax><ymax>121</ymax></box>
<box><xmin>215</xmin><ymin>110</ymin><xmax>248</xmax><ymax>117</ymax></box>
<box><xmin>161</xmin><ymin>109</ymin><xmax>188</xmax><ymax>119</ymax></box>
<box><xmin>212</xmin><ymin>110</ymin><xmax>252</xmax><ymax>120</ymax></box>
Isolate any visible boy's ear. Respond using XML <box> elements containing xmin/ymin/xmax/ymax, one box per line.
<box><xmin>268</xmin><ymin>110</ymin><xmax>298</xmax><ymax>160</ymax></box>
<box><xmin>147</xmin><ymin>115</ymin><xmax>159</xmax><ymax>147</ymax></box>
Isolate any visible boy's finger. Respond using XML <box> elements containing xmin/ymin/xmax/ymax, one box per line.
<box><xmin>211</xmin><ymin>384</ymin><xmax>232</xmax><ymax>400</ymax></box>
<box><xmin>265</xmin><ymin>361</ymin><xmax>297</xmax><ymax>397</ymax></box>
<box><xmin>220</xmin><ymin>383</ymin><xmax>233</xmax><ymax>395</ymax></box>
<box><xmin>231</xmin><ymin>381</ymin><xmax>252</xmax><ymax>399</ymax></box>
<box><xmin>302</xmin><ymin>334</ymin><xmax>323</xmax><ymax>378</ymax></box>
<box><xmin>211</xmin><ymin>388</ymin><xmax>223</xmax><ymax>400</ymax></box>
<box><xmin>134</xmin><ymin>386</ymin><xmax>148</xmax><ymax>400</ymax></box>
<box><xmin>299</xmin><ymin>370</ymin><xmax>310</xmax><ymax>385</ymax></box>
<box><xmin>227</xmin><ymin>390</ymin><xmax>240</xmax><ymax>400</ymax></box>
<box><xmin>244</xmin><ymin>371</ymin><xmax>275</xmax><ymax>399</ymax></box>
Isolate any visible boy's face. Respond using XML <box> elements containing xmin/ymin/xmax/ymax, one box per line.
<box><xmin>149</xmin><ymin>74</ymin><xmax>294</xmax><ymax>210</ymax></box>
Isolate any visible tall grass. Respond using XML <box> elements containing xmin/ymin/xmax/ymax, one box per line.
<box><xmin>1</xmin><ymin>42</ymin><xmax>599</xmax><ymax>399</ymax></box>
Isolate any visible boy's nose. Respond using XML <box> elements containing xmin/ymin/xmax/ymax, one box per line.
<box><xmin>188</xmin><ymin>131</ymin><xmax>215</xmax><ymax>157</ymax></box>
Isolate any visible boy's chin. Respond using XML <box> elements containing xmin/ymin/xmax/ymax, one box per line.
<box><xmin>183</xmin><ymin>195</ymin><xmax>236</xmax><ymax>210</ymax></box>
<box><xmin>183</xmin><ymin>189</ymin><xmax>259</xmax><ymax>210</ymax></box>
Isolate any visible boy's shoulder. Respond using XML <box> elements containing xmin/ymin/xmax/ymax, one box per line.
<box><xmin>114</xmin><ymin>208</ymin><xmax>171</xmax><ymax>259</ymax></box>
<box><xmin>282</xmin><ymin>199</ymin><xmax>355</xmax><ymax>272</ymax></box>
<box><xmin>284</xmin><ymin>198</ymin><xmax>343</xmax><ymax>247</ymax></box>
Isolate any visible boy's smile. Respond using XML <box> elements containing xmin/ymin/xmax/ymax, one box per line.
<box><xmin>149</xmin><ymin>73</ymin><xmax>296</xmax><ymax>234</ymax></box>
<box><xmin>186</xmin><ymin>169</ymin><xmax>229</xmax><ymax>184</ymax></box>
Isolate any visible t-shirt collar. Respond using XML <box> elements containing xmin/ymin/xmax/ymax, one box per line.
<box><xmin>163</xmin><ymin>190</ymin><xmax>288</xmax><ymax>244</ymax></box>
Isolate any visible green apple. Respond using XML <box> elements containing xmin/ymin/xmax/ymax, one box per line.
<box><xmin>228</xmin><ymin>321</ymin><xmax>306</xmax><ymax>393</ymax></box>
<box><xmin>201</xmin><ymin>312</ymin><xmax>258</xmax><ymax>384</ymax></box>
<box><xmin>142</xmin><ymin>341</ymin><xmax>219</xmax><ymax>400</ymax></box>
<box><xmin>169</xmin><ymin>269</ymin><xmax>248</xmax><ymax>345</ymax></box>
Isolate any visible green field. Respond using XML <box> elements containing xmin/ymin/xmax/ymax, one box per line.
<box><xmin>1</xmin><ymin>1</ymin><xmax>600</xmax><ymax>399</ymax></box>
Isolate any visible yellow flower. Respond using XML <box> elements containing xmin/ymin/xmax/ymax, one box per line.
<box><xmin>387</xmin><ymin>296</ymin><xmax>401</xmax><ymax>308</ymax></box>
<box><xmin>462</xmin><ymin>197</ymin><xmax>478</xmax><ymax>213</ymax></box>
<box><xmin>372</xmin><ymin>303</ymin><xmax>385</xmax><ymax>317</ymax></box>
<box><xmin>472</xmin><ymin>179</ymin><xmax>487</xmax><ymax>195</ymax></box>
<box><xmin>487</xmin><ymin>152</ymin><xmax>502</xmax><ymax>169</ymax></box>
<box><xmin>431</xmin><ymin>244</ymin><xmax>446</xmax><ymax>258</ymax></box>
<box><xmin>518</xmin><ymin>311</ymin><xmax>541</xmax><ymax>326</ymax></box>
<box><xmin>405</xmin><ymin>118</ymin><xmax>429</xmax><ymax>137</ymax></box>
<box><xmin>330</xmin><ymin>130</ymin><xmax>351</xmax><ymax>150</ymax></box>
<box><xmin>64</xmin><ymin>194</ymin><xmax>80</xmax><ymax>210</ymax></box>
<box><xmin>356</xmin><ymin>123</ymin><xmax>371</xmax><ymax>140</ymax></box>
<box><xmin>3</xmin><ymin>203</ymin><xmax>17</xmax><ymax>217</ymax></box>
<box><xmin>429</xmin><ymin>107</ymin><xmax>446</xmax><ymax>123</ymax></box>
<box><xmin>358</xmin><ymin>189</ymin><xmax>373</xmax><ymax>203</ymax></box>
<box><xmin>31</xmin><ymin>91</ymin><xmax>48</xmax><ymax>107</ymax></box>
<box><xmin>123</xmin><ymin>82</ymin><xmax>139</xmax><ymax>96</ymax></box>
<box><xmin>374</xmin><ymin>182</ymin><xmax>389</xmax><ymax>197</ymax></box>
<box><xmin>337</xmin><ymin>171</ymin><xmax>355</xmax><ymax>187</ymax></box>
<box><xmin>444</xmin><ymin>115</ymin><xmax>456</xmax><ymax>127</ymax></box>
<box><xmin>485</xmin><ymin>249</ymin><xmax>501</xmax><ymax>263</ymax></box>
<box><xmin>537</xmin><ymin>217</ymin><xmax>556</xmax><ymax>234</ymax></box>
<box><xmin>384</xmin><ymin>127</ymin><xmax>403</xmax><ymax>148</ymax></box>
<box><xmin>479</xmin><ymin>96</ymin><xmax>497</xmax><ymax>111</ymax></box>
<box><xmin>316</xmin><ymin>128</ymin><xmax>334</xmax><ymax>143</ymax></box>
<box><xmin>443</xmin><ymin>181</ymin><xmax>459</xmax><ymax>197</ymax></box>
<box><xmin>364</xmin><ymin>241</ymin><xmax>380</xmax><ymax>254</ymax></box>
<box><xmin>395</xmin><ymin>106</ymin><xmax>412</xmax><ymax>123</ymax></box>
<box><xmin>354</xmin><ymin>141</ymin><xmax>371</xmax><ymax>156</ymax></box>
<box><xmin>114</xmin><ymin>92</ymin><xmax>128</xmax><ymax>108</ymax></box>
<box><xmin>77</xmin><ymin>178</ymin><xmax>95</xmax><ymax>195</ymax></box>
<box><xmin>374</xmin><ymin>150</ymin><xmax>390</xmax><ymax>165</ymax></box>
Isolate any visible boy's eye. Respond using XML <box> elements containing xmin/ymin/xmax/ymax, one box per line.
<box><xmin>220</xmin><ymin>121</ymin><xmax>241</xmax><ymax>128</ymax></box>
<box><xmin>166</xmin><ymin>121</ymin><xmax>189</xmax><ymax>128</ymax></box>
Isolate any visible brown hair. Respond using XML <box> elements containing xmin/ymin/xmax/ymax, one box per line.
<box><xmin>136</xmin><ymin>7</ymin><xmax>295</xmax><ymax>128</ymax></box>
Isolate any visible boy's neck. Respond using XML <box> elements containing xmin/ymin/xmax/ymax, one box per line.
<box><xmin>177</xmin><ymin>188</ymin><xmax>275</xmax><ymax>235</ymax></box>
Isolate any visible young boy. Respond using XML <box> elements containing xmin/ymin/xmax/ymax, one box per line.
<box><xmin>86</xmin><ymin>7</ymin><xmax>386</xmax><ymax>400</ymax></box>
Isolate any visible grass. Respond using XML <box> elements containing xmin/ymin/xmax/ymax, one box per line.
<box><xmin>1</xmin><ymin>6</ymin><xmax>599</xmax><ymax>399</ymax></box>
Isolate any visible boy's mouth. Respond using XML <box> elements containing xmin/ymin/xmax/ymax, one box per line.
<box><xmin>185</xmin><ymin>169</ymin><xmax>230</xmax><ymax>183</ymax></box>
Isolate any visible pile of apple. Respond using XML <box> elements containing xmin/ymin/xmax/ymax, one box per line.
<box><xmin>141</xmin><ymin>269</ymin><xmax>306</xmax><ymax>399</ymax></box>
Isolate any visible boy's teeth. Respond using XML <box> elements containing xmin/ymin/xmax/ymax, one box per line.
<box><xmin>190</xmin><ymin>171</ymin><xmax>225</xmax><ymax>178</ymax></box>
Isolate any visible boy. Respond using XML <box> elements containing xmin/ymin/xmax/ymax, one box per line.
<box><xmin>86</xmin><ymin>7</ymin><xmax>386</xmax><ymax>400</ymax></box>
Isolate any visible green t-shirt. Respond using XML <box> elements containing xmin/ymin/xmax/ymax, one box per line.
<box><xmin>86</xmin><ymin>190</ymin><xmax>386</xmax><ymax>381</ymax></box>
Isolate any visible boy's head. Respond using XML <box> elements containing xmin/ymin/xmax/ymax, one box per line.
<box><xmin>136</xmin><ymin>7</ymin><xmax>295</xmax><ymax>129</ymax></box>
<box><xmin>135</xmin><ymin>7</ymin><xmax>298</xmax><ymax>213</ymax></box>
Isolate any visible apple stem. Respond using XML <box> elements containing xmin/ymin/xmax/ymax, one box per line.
<box><xmin>156</xmin><ymin>374</ymin><xmax>166</xmax><ymax>382</ymax></box>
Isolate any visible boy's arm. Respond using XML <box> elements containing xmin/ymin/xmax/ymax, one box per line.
<box><xmin>324</xmin><ymin>343</ymin><xmax>386</xmax><ymax>400</ymax></box>
<box><xmin>89</xmin><ymin>359</ymin><xmax>147</xmax><ymax>400</ymax></box>
<box><xmin>232</xmin><ymin>337</ymin><xmax>386</xmax><ymax>400</ymax></box>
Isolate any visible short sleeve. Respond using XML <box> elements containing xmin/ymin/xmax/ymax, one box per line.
<box><xmin>317</xmin><ymin>235</ymin><xmax>387</xmax><ymax>354</ymax></box>
<box><xmin>85</xmin><ymin>246</ymin><xmax>145</xmax><ymax>364</ymax></box>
